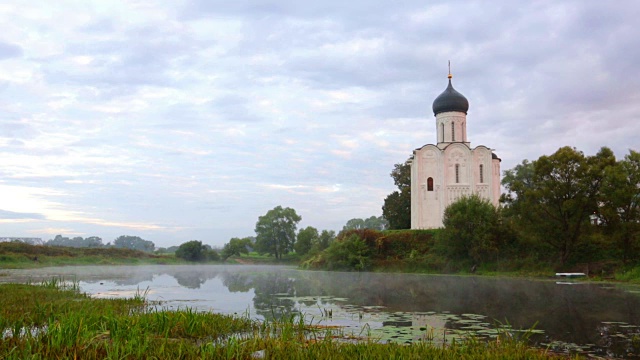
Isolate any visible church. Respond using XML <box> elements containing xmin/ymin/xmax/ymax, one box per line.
<box><xmin>410</xmin><ymin>71</ymin><xmax>501</xmax><ymax>229</ymax></box>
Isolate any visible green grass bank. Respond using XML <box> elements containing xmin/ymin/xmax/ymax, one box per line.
<box><xmin>301</xmin><ymin>229</ymin><xmax>640</xmax><ymax>283</ymax></box>
<box><xmin>3</xmin><ymin>238</ymin><xmax>640</xmax><ymax>283</ymax></box>
<box><xmin>0</xmin><ymin>241</ymin><xmax>188</xmax><ymax>269</ymax></box>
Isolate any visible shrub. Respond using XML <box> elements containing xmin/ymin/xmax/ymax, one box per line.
<box><xmin>175</xmin><ymin>241</ymin><xmax>208</xmax><ymax>262</ymax></box>
<box><xmin>323</xmin><ymin>234</ymin><xmax>372</xmax><ymax>271</ymax></box>
<box><xmin>436</xmin><ymin>195</ymin><xmax>502</xmax><ymax>264</ymax></box>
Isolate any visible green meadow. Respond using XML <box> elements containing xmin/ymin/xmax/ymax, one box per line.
<box><xmin>0</xmin><ymin>241</ymin><xmax>186</xmax><ymax>269</ymax></box>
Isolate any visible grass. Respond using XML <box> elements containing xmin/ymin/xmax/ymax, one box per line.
<box><xmin>614</xmin><ymin>264</ymin><xmax>640</xmax><ymax>283</ymax></box>
<box><xmin>228</xmin><ymin>251</ymin><xmax>301</xmax><ymax>265</ymax></box>
<box><xmin>0</xmin><ymin>280</ymin><xmax>580</xmax><ymax>359</ymax></box>
<box><xmin>5</xmin><ymin>241</ymin><xmax>638</xmax><ymax>286</ymax></box>
<box><xmin>0</xmin><ymin>242</ymin><xmax>197</xmax><ymax>269</ymax></box>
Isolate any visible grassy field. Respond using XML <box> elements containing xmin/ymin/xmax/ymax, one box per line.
<box><xmin>0</xmin><ymin>242</ymin><xmax>193</xmax><ymax>269</ymax></box>
<box><xmin>0</xmin><ymin>243</ymin><xmax>303</xmax><ymax>269</ymax></box>
<box><xmin>0</xmin><ymin>280</ymin><xmax>578</xmax><ymax>359</ymax></box>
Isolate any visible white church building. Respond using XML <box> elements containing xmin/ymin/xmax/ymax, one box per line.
<box><xmin>410</xmin><ymin>72</ymin><xmax>501</xmax><ymax>229</ymax></box>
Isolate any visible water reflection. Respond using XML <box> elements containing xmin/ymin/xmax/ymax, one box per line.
<box><xmin>1</xmin><ymin>265</ymin><xmax>639</xmax><ymax>357</ymax></box>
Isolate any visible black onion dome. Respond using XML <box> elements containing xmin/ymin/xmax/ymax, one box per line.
<box><xmin>432</xmin><ymin>79</ymin><xmax>469</xmax><ymax>115</ymax></box>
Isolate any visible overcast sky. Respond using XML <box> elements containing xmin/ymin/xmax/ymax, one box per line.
<box><xmin>1</xmin><ymin>1</ymin><xmax>639</xmax><ymax>248</ymax></box>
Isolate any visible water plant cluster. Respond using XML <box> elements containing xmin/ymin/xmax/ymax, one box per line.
<box><xmin>0</xmin><ymin>280</ymin><xmax>577</xmax><ymax>359</ymax></box>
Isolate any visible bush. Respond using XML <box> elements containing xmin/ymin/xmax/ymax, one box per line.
<box><xmin>207</xmin><ymin>249</ymin><xmax>220</xmax><ymax>261</ymax></box>
<box><xmin>374</xmin><ymin>230</ymin><xmax>437</xmax><ymax>259</ymax></box>
<box><xmin>302</xmin><ymin>229</ymin><xmax>439</xmax><ymax>271</ymax></box>
<box><xmin>175</xmin><ymin>241</ymin><xmax>208</xmax><ymax>262</ymax></box>
<box><xmin>323</xmin><ymin>234</ymin><xmax>372</xmax><ymax>271</ymax></box>
<box><xmin>435</xmin><ymin>195</ymin><xmax>502</xmax><ymax>264</ymax></box>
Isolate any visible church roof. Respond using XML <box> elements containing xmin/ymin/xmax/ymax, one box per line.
<box><xmin>432</xmin><ymin>78</ymin><xmax>469</xmax><ymax>115</ymax></box>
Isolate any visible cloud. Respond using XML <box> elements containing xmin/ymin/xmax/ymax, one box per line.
<box><xmin>0</xmin><ymin>209</ymin><xmax>44</xmax><ymax>220</ymax></box>
<box><xmin>0</xmin><ymin>0</ymin><xmax>638</xmax><ymax>246</ymax></box>
<box><xmin>0</xmin><ymin>41</ymin><xmax>22</xmax><ymax>59</ymax></box>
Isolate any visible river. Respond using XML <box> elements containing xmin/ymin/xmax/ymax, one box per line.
<box><xmin>1</xmin><ymin>265</ymin><xmax>639</xmax><ymax>357</ymax></box>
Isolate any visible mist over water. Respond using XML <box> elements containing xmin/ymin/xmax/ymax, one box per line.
<box><xmin>2</xmin><ymin>265</ymin><xmax>639</xmax><ymax>356</ymax></box>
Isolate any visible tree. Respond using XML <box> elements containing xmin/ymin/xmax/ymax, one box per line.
<box><xmin>113</xmin><ymin>235</ymin><xmax>155</xmax><ymax>252</ymax></box>
<box><xmin>221</xmin><ymin>237</ymin><xmax>252</xmax><ymax>260</ymax></box>
<box><xmin>311</xmin><ymin>230</ymin><xmax>336</xmax><ymax>254</ymax></box>
<box><xmin>175</xmin><ymin>240</ymin><xmax>208</xmax><ymax>261</ymax></box>
<box><xmin>382</xmin><ymin>160</ymin><xmax>411</xmax><ymax>229</ymax></box>
<box><xmin>295</xmin><ymin>226</ymin><xmax>318</xmax><ymax>256</ymax></box>
<box><xmin>47</xmin><ymin>235</ymin><xmax>104</xmax><ymax>248</ymax></box>
<box><xmin>342</xmin><ymin>218</ymin><xmax>365</xmax><ymax>231</ymax></box>
<box><xmin>254</xmin><ymin>206</ymin><xmax>302</xmax><ymax>259</ymax></box>
<box><xmin>599</xmin><ymin>150</ymin><xmax>640</xmax><ymax>261</ymax></box>
<box><xmin>436</xmin><ymin>194</ymin><xmax>502</xmax><ymax>263</ymax></box>
<box><xmin>502</xmin><ymin>146</ymin><xmax>614</xmax><ymax>265</ymax></box>
<box><xmin>342</xmin><ymin>216</ymin><xmax>388</xmax><ymax>231</ymax></box>
<box><xmin>84</xmin><ymin>236</ymin><xmax>104</xmax><ymax>248</ymax></box>
<box><xmin>500</xmin><ymin>160</ymin><xmax>535</xmax><ymax>216</ymax></box>
<box><xmin>364</xmin><ymin>216</ymin><xmax>388</xmax><ymax>230</ymax></box>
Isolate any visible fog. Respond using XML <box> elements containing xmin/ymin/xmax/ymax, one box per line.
<box><xmin>2</xmin><ymin>265</ymin><xmax>639</xmax><ymax>356</ymax></box>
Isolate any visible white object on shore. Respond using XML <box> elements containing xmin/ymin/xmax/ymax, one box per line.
<box><xmin>555</xmin><ymin>272</ymin><xmax>586</xmax><ymax>277</ymax></box>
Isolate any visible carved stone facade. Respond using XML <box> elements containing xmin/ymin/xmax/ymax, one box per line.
<box><xmin>410</xmin><ymin>77</ymin><xmax>501</xmax><ymax>229</ymax></box>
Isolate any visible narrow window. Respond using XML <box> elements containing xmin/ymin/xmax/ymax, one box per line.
<box><xmin>441</xmin><ymin>123</ymin><xmax>444</xmax><ymax>142</ymax></box>
<box><xmin>462</xmin><ymin>122</ymin><xmax>465</xmax><ymax>141</ymax></box>
<box><xmin>479</xmin><ymin>164</ymin><xmax>484</xmax><ymax>183</ymax></box>
<box><xmin>427</xmin><ymin>177</ymin><xmax>434</xmax><ymax>191</ymax></box>
<box><xmin>451</xmin><ymin>122</ymin><xmax>455</xmax><ymax>141</ymax></box>
<box><xmin>455</xmin><ymin>164</ymin><xmax>460</xmax><ymax>183</ymax></box>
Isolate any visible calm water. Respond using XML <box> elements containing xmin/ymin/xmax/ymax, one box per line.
<box><xmin>2</xmin><ymin>265</ymin><xmax>639</xmax><ymax>357</ymax></box>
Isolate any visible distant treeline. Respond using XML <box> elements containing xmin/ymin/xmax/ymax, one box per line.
<box><xmin>10</xmin><ymin>235</ymin><xmax>159</xmax><ymax>253</ymax></box>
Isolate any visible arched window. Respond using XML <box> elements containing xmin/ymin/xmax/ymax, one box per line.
<box><xmin>455</xmin><ymin>164</ymin><xmax>460</xmax><ymax>183</ymax></box>
<box><xmin>427</xmin><ymin>177</ymin><xmax>434</xmax><ymax>191</ymax></box>
<box><xmin>479</xmin><ymin>164</ymin><xmax>484</xmax><ymax>183</ymax></box>
<box><xmin>451</xmin><ymin>122</ymin><xmax>455</xmax><ymax>141</ymax></box>
<box><xmin>441</xmin><ymin>123</ymin><xmax>444</xmax><ymax>142</ymax></box>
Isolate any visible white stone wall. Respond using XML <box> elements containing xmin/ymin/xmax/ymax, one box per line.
<box><xmin>411</xmin><ymin>112</ymin><xmax>501</xmax><ymax>229</ymax></box>
<box><xmin>435</xmin><ymin>111</ymin><xmax>470</xmax><ymax>149</ymax></box>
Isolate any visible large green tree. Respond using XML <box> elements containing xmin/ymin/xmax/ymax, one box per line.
<box><xmin>254</xmin><ymin>206</ymin><xmax>302</xmax><ymax>259</ymax></box>
<box><xmin>598</xmin><ymin>150</ymin><xmax>640</xmax><ymax>261</ymax></box>
<box><xmin>382</xmin><ymin>160</ymin><xmax>411</xmax><ymax>229</ymax></box>
<box><xmin>295</xmin><ymin>226</ymin><xmax>318</xmax><ymax>256</ymax></box>
<box><xmin>502</xmin><ymin>146</ymin><xmax>615</xmax><ymax>264</ymax></box>
<box><xmin>436</xmin><ymin>194</ymin><xmax>502</xmax><ymax>263</ymax></box>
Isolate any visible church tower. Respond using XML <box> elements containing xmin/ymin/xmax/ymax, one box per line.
<box><xmin>410</xmin><ymin>70</ymin><xmax>501</xmax><ymax>229</ymax></box>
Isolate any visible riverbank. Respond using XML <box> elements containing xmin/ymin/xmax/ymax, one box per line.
<box><xmin>0</xmin><ymin>241</ymin><xmax>190</xmax><ymax>269</ymax></box>
<box><xmin>3</xmin><ymin>242</ymin><xmax>639</xmax><ymax>285</ymax></box>
<box><xmin>300</xmin><ymin>229</ymin><xmax>640</xmax><ymax>284</ymax></box>
<box><xmin>0</xmin><ymin>281</ymin><xmax>577</xmax><ymax>359</ymax></box>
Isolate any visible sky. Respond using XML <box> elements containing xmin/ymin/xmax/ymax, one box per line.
<box><xmin>1</xmin><ymin>1</ymin><xmax>639</xmax><ymax>248</ymax></box>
